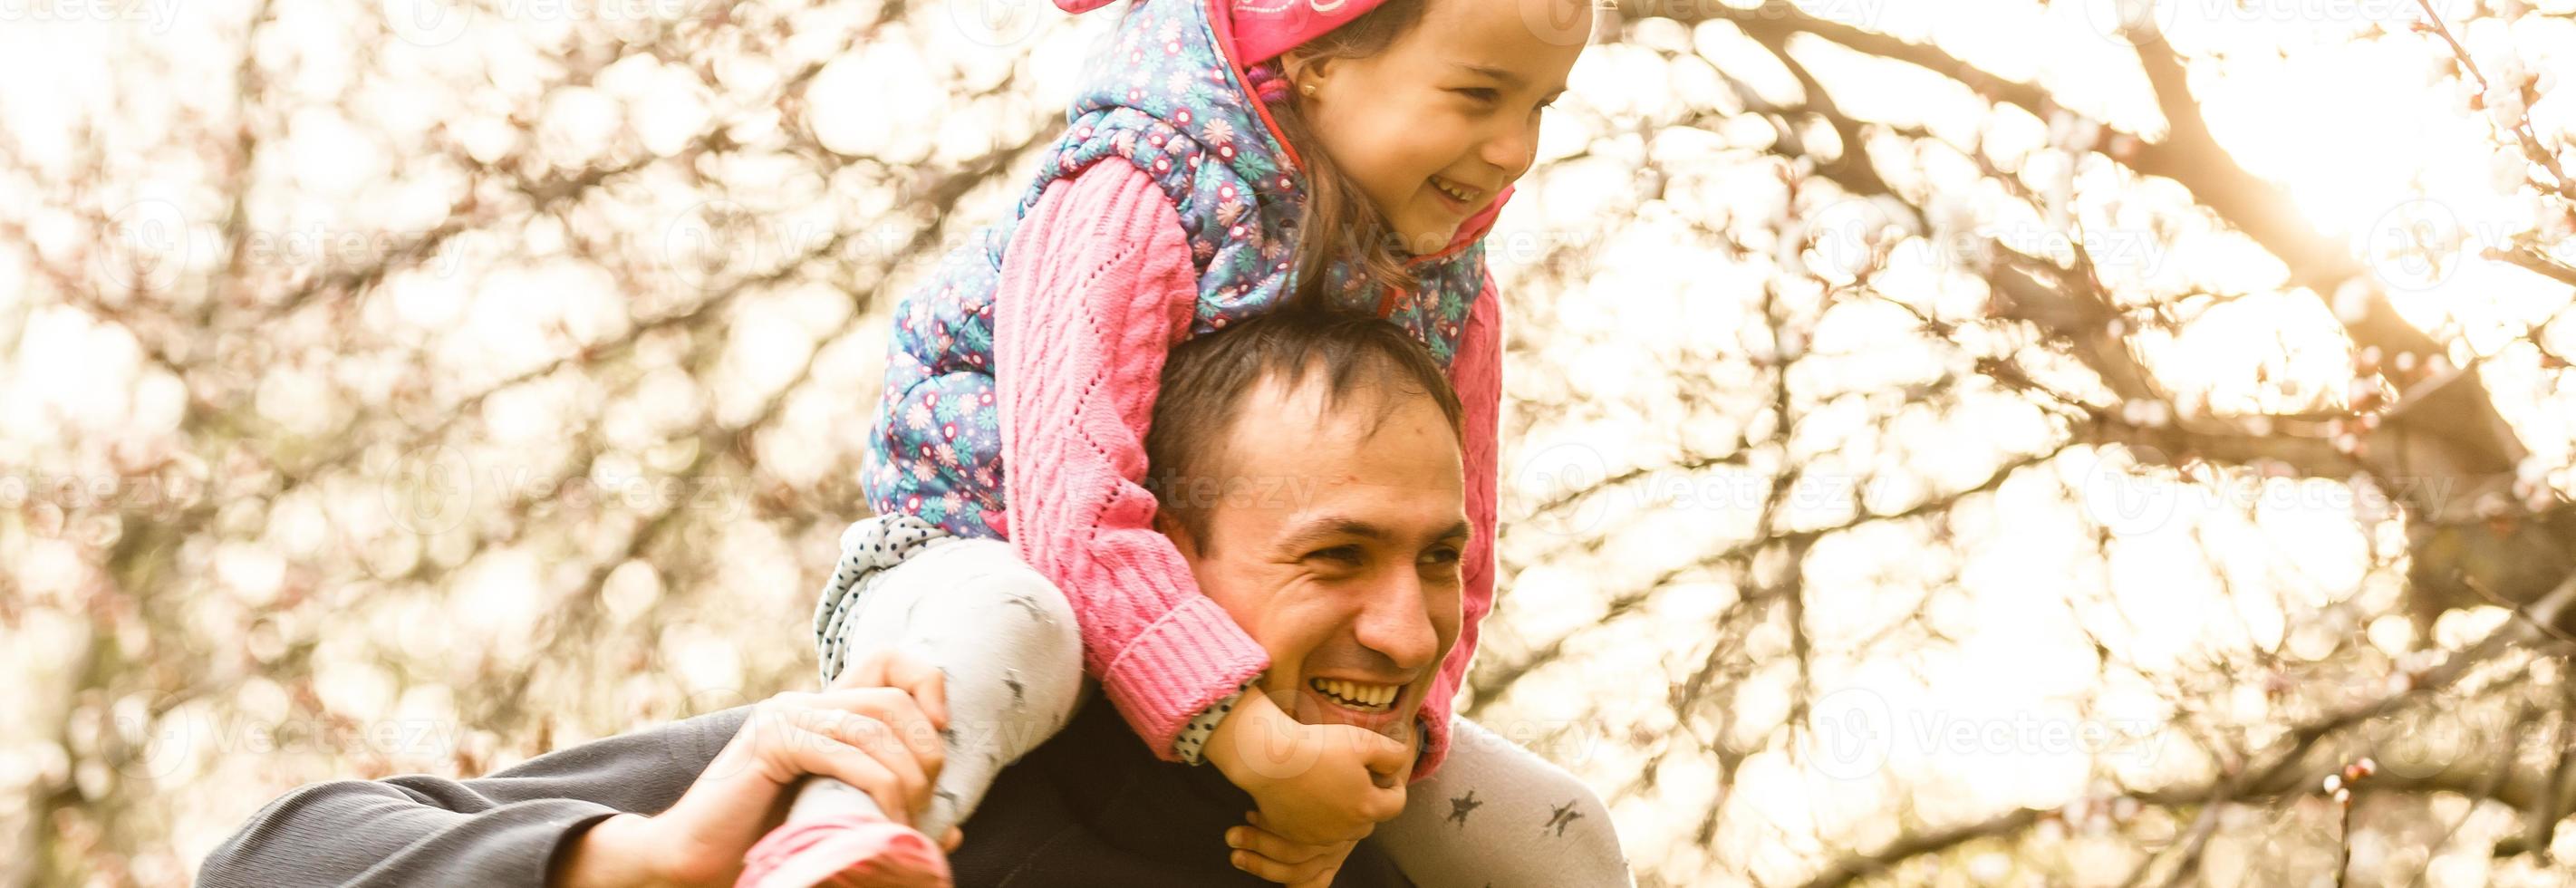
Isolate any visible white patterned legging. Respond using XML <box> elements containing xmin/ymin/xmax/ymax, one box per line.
<box><xmin>791</xmin><ymin>516</ymin><xmax>1633</xmax><ymax>887</ymax></box>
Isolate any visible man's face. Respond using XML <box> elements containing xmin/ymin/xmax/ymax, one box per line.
<box><xmin>1164</xmin><ymin>368</ymin><xmax>1467</xmax><ymax>740</ymax></box>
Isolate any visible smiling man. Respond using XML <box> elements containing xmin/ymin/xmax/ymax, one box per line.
<box><xmin>196</xmin><ymin>311</ymin><xmax>1620</xmax><ymax>888</ymax></box>
<box><xmin>1145</xmin><ymin>310</ymin><xmax>1470</xmax><ymax>744</ymax></box>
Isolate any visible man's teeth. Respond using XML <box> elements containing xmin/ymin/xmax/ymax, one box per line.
<box><xmin>1430</xmin><ymin>176</ymin><xmax>1477</xmax><ymax>204</ymax></box>
<box><xmin>1308</xmin><ymin>678</ymin><xmax>1400</xmax><ymax>709</ymax></box>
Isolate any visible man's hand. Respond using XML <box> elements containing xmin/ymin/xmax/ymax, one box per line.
<box><xmin>1228</xmin><ymin>811</ymin><xmax>1357</xmax><ymax>886</ymax></box>
<box><xmin>553</xmin><ymin>651</ymin><xmax>957</xmax><ymax>888</ymax></box>
<box><xmin>1201</xmin><ymin>689</ymin><xmax>1412</xmax><ymax>846</ymax></box>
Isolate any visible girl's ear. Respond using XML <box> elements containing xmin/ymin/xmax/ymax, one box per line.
<box><xmin>1278</xmin><ymin>52</ymin><xmax>1335</xmax><ymax>97</ymax></box>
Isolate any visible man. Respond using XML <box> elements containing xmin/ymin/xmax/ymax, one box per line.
<box><xmin>197</xmin><ymin>311</ymin><xmax>1485</xmax><ymax>887</ymax></box>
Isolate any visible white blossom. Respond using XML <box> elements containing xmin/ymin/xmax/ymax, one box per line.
<box><xmin>2491</xmin><ymin>145</ymin><xmax>2529</xmax><ymax>195</ymax></box>
<box><xmin>2485</xmin><ymin>87</ymin><xmax>2528</xmax><ymax>131</ymax></box>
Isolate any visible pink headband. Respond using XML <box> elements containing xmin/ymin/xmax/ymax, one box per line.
<box><xmin>1052</xmin><ymin>0</ymin><xmax>1382</xmax><ymax>66</ymax></box>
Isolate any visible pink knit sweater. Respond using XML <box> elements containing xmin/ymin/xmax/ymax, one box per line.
<box><xmin>993</xmin><ymin>162</ymin><xmax>1500</xmax><ymax>780</ymax></box>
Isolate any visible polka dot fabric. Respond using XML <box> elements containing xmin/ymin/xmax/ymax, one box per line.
<box><xmin>813</xmin><ymin>515</ymin><xmax>956</xmax><ymax>685</ymax></box>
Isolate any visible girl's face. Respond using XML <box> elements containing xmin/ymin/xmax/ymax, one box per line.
<box><xmin>1290</xmin><ymin>0</ymin><xmax>1587</xmax><ymax>254</ymax></box>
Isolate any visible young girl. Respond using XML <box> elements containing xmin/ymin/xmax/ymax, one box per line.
<box><xmin>737</xmin><ymin>0</ymin><xmax>1626</xmax><ymax>884</ymax></box>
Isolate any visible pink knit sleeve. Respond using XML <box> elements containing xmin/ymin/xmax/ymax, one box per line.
<box><xmin>1413</xmin><ymin>277</ymin><xmax>1502</xmax><ymax>781</ymax></box>
<box><xmin>993</xmin><ymin>163</ymin><xmax>1272</xmax><ymax>761</ymax></box>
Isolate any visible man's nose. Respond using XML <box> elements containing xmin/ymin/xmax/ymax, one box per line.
<box><xmin>1354</xmin><ymin>569</ymin><xmax>1440</xmax><ymax>671</ymax></box>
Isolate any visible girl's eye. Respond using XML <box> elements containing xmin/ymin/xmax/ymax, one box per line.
<box><xmin>1452</xmin><ymin>87</ymin><xmax>1500</xmax><ymax>103</ymax></box>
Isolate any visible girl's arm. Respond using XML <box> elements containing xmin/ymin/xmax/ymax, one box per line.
<box><xmin>993</xmin><ymin>162</ymin><xmax>1271</xmax><ymax>761</ymax></box>
<box><xmin>1414</xmin><ymin>279</ymin><xmax>1501</xmax><ymax>781</ymax></box>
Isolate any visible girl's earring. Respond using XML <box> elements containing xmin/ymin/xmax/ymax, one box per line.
<box><xmin>1299</xmin><ymin>82</ymin><xmax>1317</xmax><ymax>96</ymax></box>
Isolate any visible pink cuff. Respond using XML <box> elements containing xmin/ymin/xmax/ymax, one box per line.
<box><xmin>1097</xmin><ymin>594</ymin><xmax>1274</xmax><ymax>761</ymax></box>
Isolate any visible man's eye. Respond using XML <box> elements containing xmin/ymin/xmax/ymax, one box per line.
<box><xmin>1422</xmin><ymin>547</ymin><xmax>1461</xmax><ymax>566</ymax></box>
<box><xmin>1309</xmin><ymin>545</ymin><xmax>1365</xmax><ymax>565</ymax></box>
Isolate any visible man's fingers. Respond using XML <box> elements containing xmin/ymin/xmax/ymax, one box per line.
<box><xmin>941</xmin><ymin>826</ymin><xmax>964</xmax><ymax>854</ymax></box>
<box><xmin>815</xmin><ymin>688</ymin><xmax>947</xmax><ymax>786</ymax></box>
<box><xmin>832</xmin><ymin>651</ymin><xmax>950</xmax><ymax>730</ymax></box>
<box><xmin>1227</xmin><ymin>824</ymin><xmax>1329</xmax><ymax>864</ymax></box>
<box><xmin>803</xmin><ymin>711</ymin><xmax>932</xmax><ymax>822</ymax></box>
<box><xmin>877</xmin><ymin>651</ymin><xmax>950</xmax><ymax>729</ymax></box>
<box><xmin>778</xmin><ymin>731</ymin><xmax>912</xmax><ymax>827</ymax></box>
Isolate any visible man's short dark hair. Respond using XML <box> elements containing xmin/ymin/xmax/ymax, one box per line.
<box><xmin>1143</xmin><ymin>310</ymin><xmax>1466</xmax><ymax>546</ymax></box>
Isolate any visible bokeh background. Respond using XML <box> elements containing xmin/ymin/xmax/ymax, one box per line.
<box><xmin>8</xmin><ymin>0</ymin><xmax>2576</xmax><ymax>883</ymax></box>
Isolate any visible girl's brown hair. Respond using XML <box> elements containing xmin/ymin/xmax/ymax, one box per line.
<box><xmin>1255</xmin><ymin>0</ymin><xmax>1433</xmax><ymax>310</ymax></box>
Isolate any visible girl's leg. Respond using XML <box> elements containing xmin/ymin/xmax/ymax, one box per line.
<box><xmin>1375</xmin><ymin>715</ymin><xmax>1632</xmax><ymax>888</ymax></box>
<box><xmin>787</xmin><ymin>536</ymin><xmax>1088</xmax><ymax>837</ymax></box>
